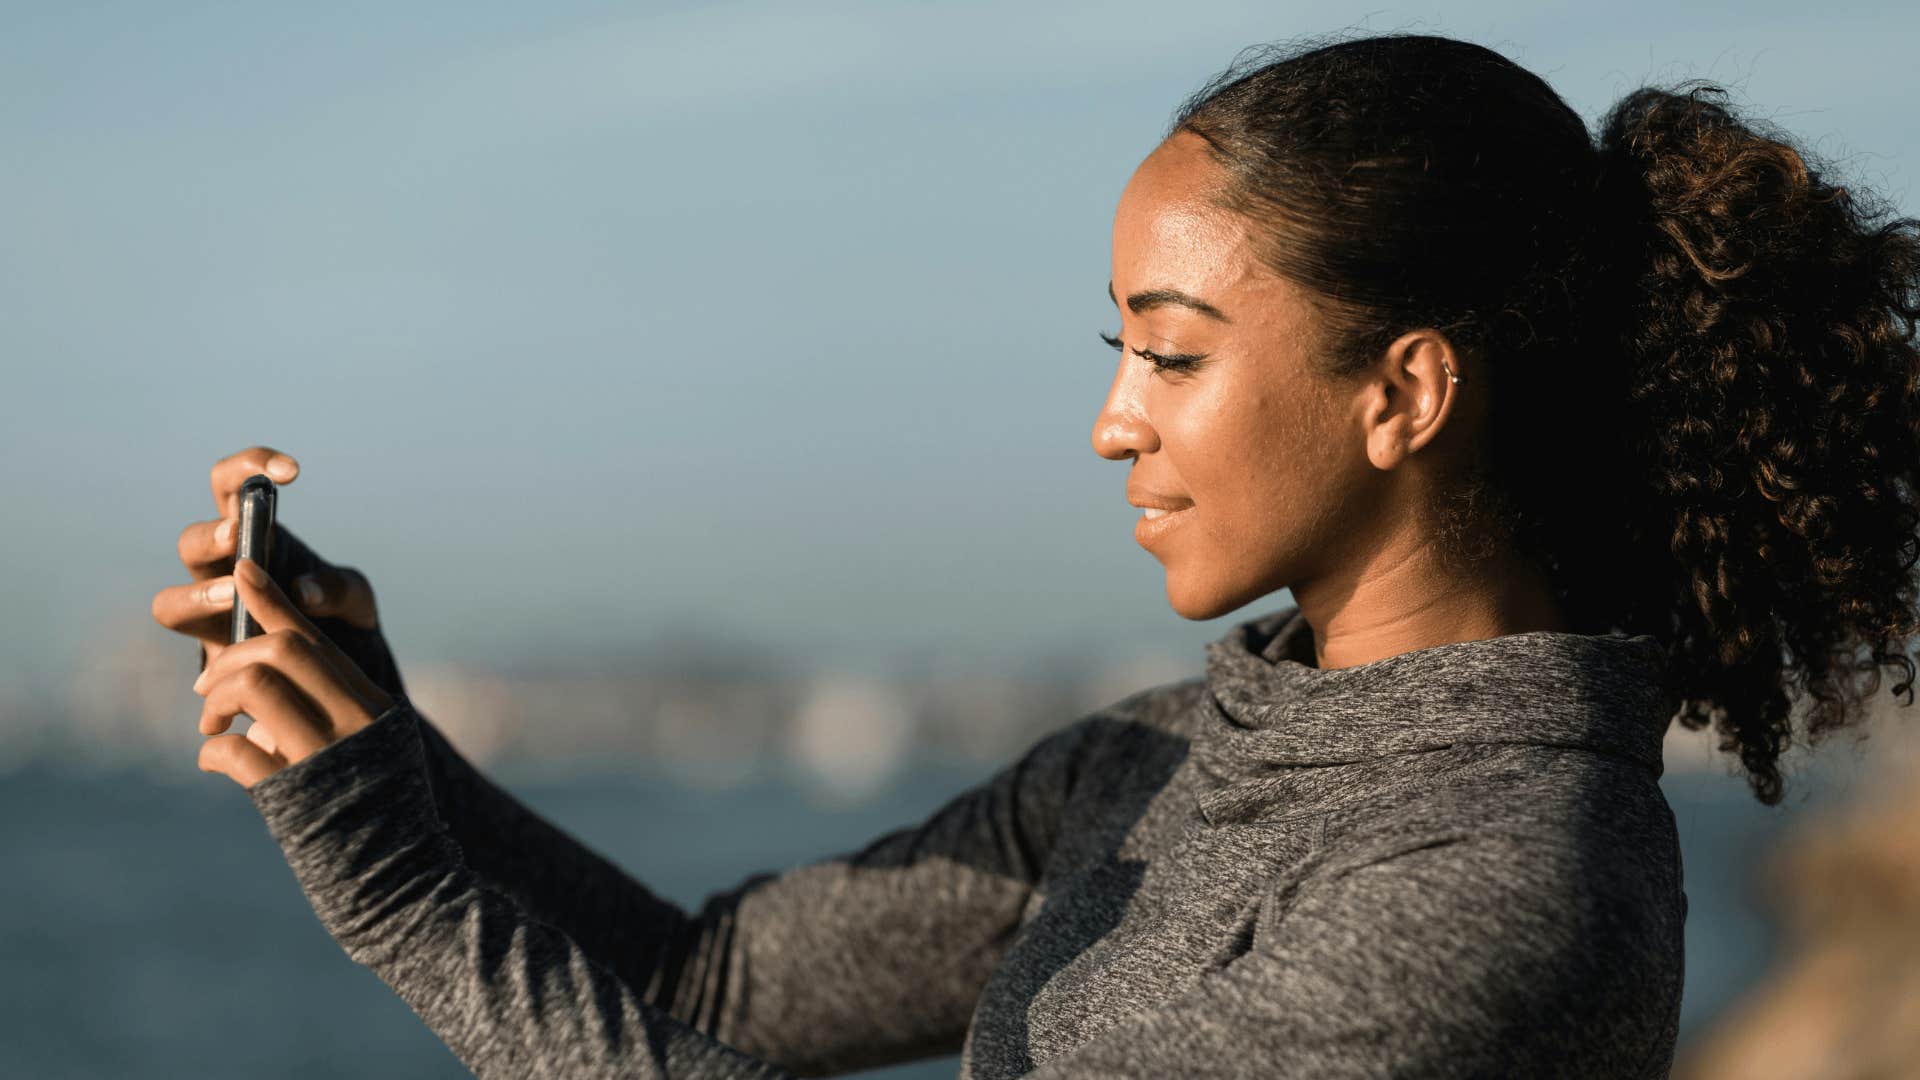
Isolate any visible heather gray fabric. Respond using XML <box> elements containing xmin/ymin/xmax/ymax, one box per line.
<box><xmin>245</xmin><ymin>602</ymin><xmax>1686</xmax><ymax>1078</ymax></box>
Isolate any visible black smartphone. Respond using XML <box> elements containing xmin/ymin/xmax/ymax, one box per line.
<box><xmin>231</xmin><ymin>474</ymin><xmax>277</xmax><ymax>644</ymax></box>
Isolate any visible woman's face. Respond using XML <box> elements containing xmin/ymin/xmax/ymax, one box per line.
<box><xmin>1092</xmin><ymin>131</ymin><xmax>1387</xmax><ymax>621</ymax></box>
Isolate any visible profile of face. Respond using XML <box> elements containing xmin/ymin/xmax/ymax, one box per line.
<box><xmin>1092</xmin><ymin>131</ymin><xmax>1461</xmax><ymax>622</ymax></box>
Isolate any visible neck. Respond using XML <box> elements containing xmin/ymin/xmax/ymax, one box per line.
<box><xmin>1291</xmin><ymin>537</ymin><xmax>1570</xmax><ymax>670</ymax></box>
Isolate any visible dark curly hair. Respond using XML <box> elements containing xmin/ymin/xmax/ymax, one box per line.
<box><xmin>1169</xmin><ymin>30</ymin><xmax>1920</xmax><ymax>805</ymax></box>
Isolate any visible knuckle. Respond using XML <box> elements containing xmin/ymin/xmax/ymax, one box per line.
<box><xmin>276</xmin><ymin>630</ymin><xmax>313</xmax><ymax>659</ymax></box>
<box><xmin>296</xmin><ymin>574</ymin><xmax>328</xmax><ymax>609</ymax></box>
<box><xmin>260</xmin><ymin>632</ymin><xmax>294</xmax><ymax>664</ymax></box>
<box><xmin>343</xmin><ymin>568</ymin><xmax>378</xmax><ymax>609</ymax></box>
<box><xmin>236</xmin><ymin>663</ymin><xmax>276</xmax><ymax>694</ymax></box>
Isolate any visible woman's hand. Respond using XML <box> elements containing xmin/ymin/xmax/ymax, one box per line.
<box><xmin>152</xmin><ymin>446</ymin><xmax>383</xmax><ymax>669</ymax></box>
<box><xmin>191</xmin><ymin>555</ymin><xmax>396</xmax><ymax>788</ymax></box>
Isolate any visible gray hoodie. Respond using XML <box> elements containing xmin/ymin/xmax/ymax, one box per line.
<box><xmin>246</xmin><ymin>600</ymin><xmax>1685</xmax><ymax>1078</ymax></box>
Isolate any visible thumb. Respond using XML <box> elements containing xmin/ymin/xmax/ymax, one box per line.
<box><xmin>200</xmin><ymin>732</ymin><xmax>284</xmax><ymax>789</ymax></box>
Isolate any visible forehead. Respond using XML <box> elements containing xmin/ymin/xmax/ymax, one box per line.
<box><xmin>1113</xmin><ymin>134</ymin><xmax>1258</xmax><ymax>298</ymax></box>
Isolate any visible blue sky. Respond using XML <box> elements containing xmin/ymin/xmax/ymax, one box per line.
<box><xmin>6</xmin><ymin>1</ymin><xmax>1917</xmax><ymax>705</ymax></box>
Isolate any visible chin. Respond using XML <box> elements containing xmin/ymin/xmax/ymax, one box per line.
<box><xmin>1162</xmin><ymin>569</ymin><xmax>1268</xmax><ymax>622</ymax></box>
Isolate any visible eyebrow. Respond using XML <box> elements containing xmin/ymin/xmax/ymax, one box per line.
<box><xmin>1108</xmin><ymin>279</ymin><xmax>1232</xmax><ymax>323</ymax></box>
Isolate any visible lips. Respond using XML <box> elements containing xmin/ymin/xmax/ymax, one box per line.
<box><xmin>1133</xmin><ymin>502</ymin><xmax>1194</xmax><ymax>548</ymax></box>
<box><xmin>1128</xmin><ymin>485</ymin><xmax>1194</xmax><ymax>548</ymax></box>
<box><xmin>1127</xmin><ymin>492</ymin><xmax>1194</xmax><ymax>512</ymax></box>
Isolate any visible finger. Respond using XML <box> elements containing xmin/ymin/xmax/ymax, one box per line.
<box><xmin>217</xmin><ymin>558</ymin><xmax>395</xmax><ymax>713</ymax></box>
<box><xmin>245</xmin><ymin>720</ymin><xmax>279</xmax><ymax>756</ymax></box>
<box><xmin>210</xmin><ymin>447</ymin><xmax>298</xmax><ymax>518</ymax></box>
<box><xmin>199</xmin><ymin>733</ymin><xmax>285</xmax><ymax>789</ymax></box>
<box><xmin>229</xmin><ymin>555</ymin><xmax>322</xmax><ymax>640</ymax></box>
<box><xmin>195</xmin><ymin>641</ymin><xmax>239</xmax><ymax>681</ymax></box>
<box><xmin>198</xmin><ymin>662</ymin><xmax>331</xmax><ymax>761</ymax></box>
<box><xmin>291</xmin><ymin>565</ymin><xmax>380</xmax><ymax>630</ymax></box>
<box><xmin>194</xmin><ymin>629</ymin><xmax>376</xmax><ymax>737</ymax></box>
<box><xmin>176</xmin><ymin>516</ymin><xmax>238</xmax><ymax>580</ymax></box>
<box><xmin>151</xmin><ymin>576</ymin><xmax>236</xmax><ymax>645</ymax></box>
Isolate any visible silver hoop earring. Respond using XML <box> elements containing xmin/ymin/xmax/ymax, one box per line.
<box><xmin>1441</xmin><ymin>356</ymin><xmax>1466</xmax><ymax>385</ymax></box>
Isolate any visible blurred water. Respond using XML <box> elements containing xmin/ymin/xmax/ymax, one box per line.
<box><xmin>0</xmin><ymin>758</ymin><xmax>1826</xmax><ymax>1078</ymax></box>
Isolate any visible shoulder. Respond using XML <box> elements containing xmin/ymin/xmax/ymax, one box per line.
<box><xmin>1326</xmin><ymin>743</ymin><xmax>1674</xmax><ymax>841</ymax></box>
<box><xmin>989</xmin><ymin>675</ymin><xmax>1208</xmax><ymax>818</ymax></box>
<box><xmin>975</xmin><ymin>674</ymin><xmax>1206</xmax><ymax>807</ymax></box>
<box><xmin>1079</xmin><ymin>673</ymin><xmax>1209</xmax><ymax>741</ymax></box>
<box><xmin>1016</xmin><ymin>673</ymin><xmax>1209</xmax><ymax>762</ymax></box>
<box><xmin>1284</xmin><ymin>751</ymin><xmax>1685</xmax><ymax>1073</ymax></box>
<box><xmin>1315</xmin><ymin>746</ymin><xmax>1681</xmax><ymax>910</ymax></box>
<box><xmin>1065</xmin><ymin>674</ymin><xmax>1209</xmax><ymax>774</ymax></box>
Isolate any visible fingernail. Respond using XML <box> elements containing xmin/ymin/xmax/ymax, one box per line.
<box><xmin>193</xmin><ymin>668</ymin><xmax>210</xmax><ymax>694</ymax></box>
<box><xmin>206</xmin><ymin>580</ymin><xmax>234</xmax><ymax>605</ymax></box>
<box><xmin>236</xmin><ymin>558</ymin><xmax>265</xmax><ymax>585</ymax></box>
<box><xmin>215</xmin><ymin>519</ymin><xmax>234</xmax><ymax>544</ymax></box>
<box><xmin>295</xmin><ymin>576</ymin><xmax>323</xmax><ymax>607</ymax></box>
<box><xmin>266</xmin><ymin>456</ymin><xmax>297</xmax><ymax>481</ymax></box>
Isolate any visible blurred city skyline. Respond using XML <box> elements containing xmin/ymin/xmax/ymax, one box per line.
<box><xmin>14</xmin><ymin>599</ymin><xmax>1907</xmax><ymax>810</ymax></box>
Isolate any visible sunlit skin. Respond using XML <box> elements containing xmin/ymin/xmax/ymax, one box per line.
<box><xmin>1092</xmin><ymin>130</ymin><xmax>1573</xmax><ymax>669</ymax></box>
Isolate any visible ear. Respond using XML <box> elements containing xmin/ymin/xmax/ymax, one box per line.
<box><xmin>1362</xmin><ymin>329</ymin><xmax>1464</xmax><ymax>471</ymax></box>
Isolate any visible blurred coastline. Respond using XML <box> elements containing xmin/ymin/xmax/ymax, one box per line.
<box><xmin>7</xmin><ymin>610</ymin><xmax>1919</xmax><ymax>1078</ymax></box>
<box><xmin>11</xmin><ymin>609</ymin><xmax>1201</xmax><ymax>801</ymax></box>
<box><xmin>18</xmin><ymin>605</ymin><xmax>1883</xmax><ymax>793</ymax></box>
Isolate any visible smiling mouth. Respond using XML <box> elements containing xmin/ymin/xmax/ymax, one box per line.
<box><xmin>1134</xmin><ymin>504</ymin><xmax>1194</xmax><ymax>548</ymax></box>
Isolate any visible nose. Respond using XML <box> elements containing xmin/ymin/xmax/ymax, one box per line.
<box><xmin>1091</xmin><ymin>362</ymin><xmax>1157</xmax><ymax>462</ymax></box>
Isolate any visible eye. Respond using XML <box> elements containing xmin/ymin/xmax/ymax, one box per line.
<box><xmin>1099</xmin><ymin>330</ymin><xmax>1207</xmax><ymax>375</ymax></box>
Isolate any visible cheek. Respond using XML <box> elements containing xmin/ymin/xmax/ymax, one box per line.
<box><xmin>1177</xmin><ymin>381</ymin><xmax>1352</xmax><ymax>557</ymax></box>
<box><xmin>1169</xmin><ymin>382</ymin><xmax>1305</xmax><ymax>507</ymax></box>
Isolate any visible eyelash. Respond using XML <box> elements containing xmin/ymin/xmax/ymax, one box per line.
<box><xmin>1100</xmin><ymin>331</ymin><xmax>1207</xmax><ymax>374</ymax></box>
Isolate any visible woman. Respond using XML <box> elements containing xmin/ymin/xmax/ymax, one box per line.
<box><xmin>150</xmin><ymin>31</ymin><xmax>1920</xmax><ymax>1079</ymax></box>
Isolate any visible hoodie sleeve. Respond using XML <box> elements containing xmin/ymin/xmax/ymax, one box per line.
<box><xmin>246</xmin><ymin>697</ymin><xmax>1097</xmax><ymax>1078</ymax></box>
<box><xmin>1016</xmin><ymin>823</ymin><xmax>1682</xmax><ymax>1079</ymax></box>
<box><xmin>259</xmin><ymin>524</ymin><xmax>715</xmax><ymax>966</ymax></box>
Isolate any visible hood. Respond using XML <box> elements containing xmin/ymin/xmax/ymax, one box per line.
<box><xmin>1189</xmin><ymin>604</ymin><xmax>1674</xmax><ymax>825</ymax></box>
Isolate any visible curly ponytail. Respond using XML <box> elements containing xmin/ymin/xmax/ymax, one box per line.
<box><xmin>1592</xmin><ymin>83</ymin><xmax>1920</xmax><ymax>804</ymax></box>
<box><xmin>1170</xmin><ymin>32</ymin><xmax>1920</xmax><ymax>804</ymax></box>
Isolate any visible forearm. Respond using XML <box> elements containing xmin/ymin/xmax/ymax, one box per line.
<box><xmin>408</xmin><ymin>707</ymin><xmax>716</xmax><ymax>1007</ymax></box>
<box><xmin>248</xmin><ymin>701</ymin><xmax>791</xmax><ymax>1079</ymax></box>
<box><xmin>261</xmin><ymin>525</ymin><xmax>699</xmax><ymax>977</ymax></box>
<box><xmin>240</xmin><ymin>539</ymin><xmax>1114</xmax><ymax>1072</ymax></box>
